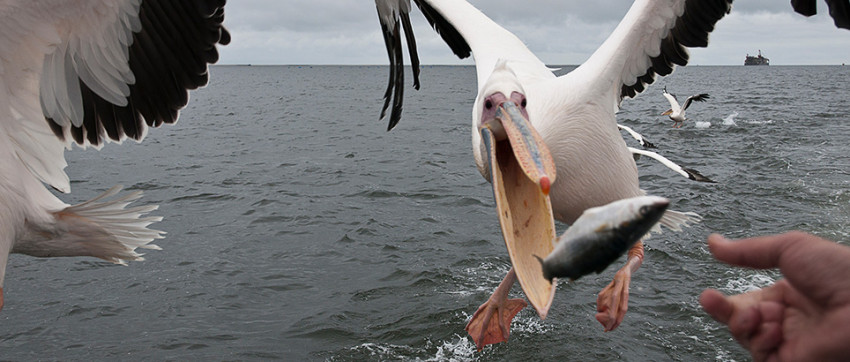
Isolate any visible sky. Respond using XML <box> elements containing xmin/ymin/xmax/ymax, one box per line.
<box><xmin>217</xmin><ymin>1</ymin><xmax>850</xmax><ymax>66</ymax></box>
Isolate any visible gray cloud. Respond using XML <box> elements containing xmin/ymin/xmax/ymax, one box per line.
<box><xmin>218</xmin><ymin>1</ymin><xmax>850</xmax><ymax>65</ymax></box>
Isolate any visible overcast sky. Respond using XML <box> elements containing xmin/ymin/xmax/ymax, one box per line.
<box><xmin>218</xmin><ymin>1</ymin><xmax>850</xmax><ymax>66</ymax></box>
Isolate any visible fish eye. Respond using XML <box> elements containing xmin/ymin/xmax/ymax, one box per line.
<box><xmin>639</xmin><ymin>205</ymin><xmax>650</xmax><ymax>215</ymax></box>
<box><xmin>485</xmin><ymin>100</ymin><xmax>493</xmax><ymax>110</ymax></box>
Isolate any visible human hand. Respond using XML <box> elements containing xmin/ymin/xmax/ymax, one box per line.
<box><xmin>700</xmin><ymin>231</ymin><xmax>850</xmax><ymax>361</ymax></box>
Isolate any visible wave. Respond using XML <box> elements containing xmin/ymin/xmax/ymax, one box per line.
<box><xmin>722</xmin><ymin>111</ymin><xmax>738</xmax><ymax>126</ymax></box>
<box><xmin>695</xmin><ymin>121</ymin><xmax>711</xmax><ymax>129</ymax></box>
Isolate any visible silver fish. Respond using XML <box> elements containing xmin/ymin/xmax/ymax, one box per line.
<box><xmin>536</xmin><ymin>196</ymin><xmax>669</xmax><ymax>282</ymax></box>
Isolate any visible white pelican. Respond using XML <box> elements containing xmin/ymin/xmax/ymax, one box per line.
<box><xmin>618</xmin><ymin>123</ymin><xmax>656</xmax><ymax>148</ymax></box>
<box><xmin>0</xmin><ymin>0</ymin><xmax>229</xmax><ymax>310</ymax></box>
<box><xmin>629</xmin><ymin>147</ymin><xmax>716</xmax><ymax>183</ymax></box>
<box><xmin>661</xmin><ymin>87</ymin><xmax>710</xmax><ymax>128</ymax></box>
<box><xmin>376</xmin><ymin>0</ymin><xmax>730</xmax><ymax>350</ymax></box>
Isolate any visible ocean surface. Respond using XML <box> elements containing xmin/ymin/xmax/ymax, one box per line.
<box><xmin>2</xmin><ymin>65</ymin><xmax>848</xmax><ymax>360</ymax></box>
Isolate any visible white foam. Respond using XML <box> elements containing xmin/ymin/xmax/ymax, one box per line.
<box><xmin>746</xmin><ymin>119</ymin><xmax>774</xmax><ymax>125</ymax></box>
<box><xmin>722</xmin><ymin>112</ymin><xmax>738</xmax><ymax>126</ymax></box>
<box><xmin>722</xmin><ymin>272</ymin><xmax>776</xmax><ymax>294</ymax></box>
<box><xmin>345</xmin><ymin>335</ymin><xmax>479</xmax><ymax>361</ymax></box>
<box><xmin>431</xmin><ymin>335</ymin><xmax>478</xmax><ymax>361</ymax></box>
<box><xmin>695</xmin><ymin>121</ymin><xmax>711</xmax><ymax>129</ymax></box>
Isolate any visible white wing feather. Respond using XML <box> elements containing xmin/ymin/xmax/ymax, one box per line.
<box><xmin>1</xmin><ymin>0</ymin><xmax>142</xmax><ymax>193</ymax></box>
<box><xmin>422</xmin><ymin>0</ymin><xmax>555</xmax><ymax>88</ymax></box>
<box><xmin>663</xmin><ymin>91</ymin><xmax>681</xmax><ymax>114</ymax></box>
<box><xmin>566</xmin><ymin>0</ymin><xmax>686</xmax><ymax>109</ymax></box>
<box><xmin>629</xmin><ymin>147</ymin><xmax>689</xmax><ymax>178</ymax></box>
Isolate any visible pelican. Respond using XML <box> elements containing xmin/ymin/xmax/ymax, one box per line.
<box><xmin>0</xmin><ymin>0</ymin><xmax>229</xmax><ymax>310</ymax></box>
<box><xmin>661</xmin><ymin>87</ymin><xmax>710</xmax><ymax>128</ymax></box>
<box><xmin>376</xmin><ymin>0</ymin><xmax>730</xmax><ymax>350</ymax></box>
<box><xmin>619</xmin><ymin>123</ymin><xmax>719</xmax><ymax>181</ymax></box>
<box><xmin>618</xmin><ymin>123</ymin><xmax>656</xmax><ymax>148</ymax></box>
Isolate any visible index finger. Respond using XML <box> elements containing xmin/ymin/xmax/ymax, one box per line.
<box><xmin>707</xmin><ymin>232</ymin><xmax>804</xmax><ymax>270</ymax></box>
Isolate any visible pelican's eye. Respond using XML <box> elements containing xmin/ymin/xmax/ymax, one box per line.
<box><xmin>521</xmin><ymin>98</ymin><xmax>527</xmax><ymax>108</ymax></box>
<box><xmin>484</xmin><ymin>100</ymin><xmax>493</xmax><ymax>110</ymax></box>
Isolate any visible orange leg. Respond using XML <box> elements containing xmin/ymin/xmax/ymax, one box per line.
<box><xmin>465</xmin><ymin>268</ymin><xmax>527</xmax><ymax>351</ymax></box>
<box><xmin>0</xmin><ymin>287</ymin><xmax>4</xmax><ymax>311</ymax></box>
<box><xmin>595</xmin><ymin>241</ymin><xmax>645</xmax><ymax>332</ymax></box>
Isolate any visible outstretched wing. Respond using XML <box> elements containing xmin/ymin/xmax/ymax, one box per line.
<box><xmin>791</xmin><ymin>0</ymin><xmax>850</xmax><ymax>30</ymax></box>
<box><xmin>662</xmin><ymin>91</ymin><xmax>681</xmax><ymax>114</ymax></box>
<box><xmin>2</xmin><ymin>0</ymin><xmax>229</xmax><ymax>192</ymax></box>
<box><xmin>681</xmin><ymin>93</ymin><xmax>709</xmax><ymax>110</ymax></box>
<box><xmin>42</xmin><ymin>0</ymin><xmax>230</xmax><ymax>147</ymax></box>
<box><xmin>567</xmin><ymin>0</ymin><xmax>732</xmax><ymax>105</ymax></box>
<box><xmin>618</xmin><ymin>124</ymin><xmax>657</xmax><ymax>148</ymax></box>
<box><xmin>629</xmin><ymin>147</ymin><xmax>716</xmax><ymax>183</ymax></box>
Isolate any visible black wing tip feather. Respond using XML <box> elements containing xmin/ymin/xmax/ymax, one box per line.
<box><xmin>378</xmin><ymin>16</ymin><xmax>405</xmax><ymax>132</ymax></box>
<box><xmin>620</xmin><ymin>0</ymin><xmax>732</xmax><ymax>101</ymax></box>
<box><xmin>52</xmin><ymin>0</ymin><xmax>229</xmax><ymax>147</ymax></box>
<box><xmin>792</xmin><ymin>0</ymin><xmax>850</xmax><ymax>30</ymax></box>
<box><xmin>412</xmin><ymin>0</ymin><xmax>471</xmax><ymax>59</ymax></box>
<box><xmin>683</xmin><ymin>167</ymin><xmax>717</xmax><ymax>183</ymax></box>
<box><xmin>377</xmin><ymin>0</ymin><xmax>471</xmax><ymax>132</ymax></box>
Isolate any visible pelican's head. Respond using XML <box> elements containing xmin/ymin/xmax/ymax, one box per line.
<box><xmin>472</xmin><ymin>61</ymin><xmax>552</xmax><ymax>190</ymax></box>
<box><xmin>472</xmin><ymin>60</ymin><xmax>558</xmax><ymax>319</ymax></box>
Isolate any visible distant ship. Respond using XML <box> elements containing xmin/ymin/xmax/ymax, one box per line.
<box><xmin>745</xmin><ymin>50</ymin><xmax>769</xmax><ymax>66</ymax></box>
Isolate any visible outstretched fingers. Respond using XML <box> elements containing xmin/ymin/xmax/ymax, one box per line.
<box><xmin>700</xmin><ymin>283</ymin><xmax>787</xmax><ymax>359</ymax></box>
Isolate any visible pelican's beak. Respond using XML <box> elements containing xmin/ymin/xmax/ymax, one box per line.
<box><xmin>480</xmin><ymin>101</ymin><xmax>557</xmax><ymax>319</ymax></box>
<box><xmin>661</xmin><ymin>109</ymin><xmax>673</xmax><ymax>116</ymax></box>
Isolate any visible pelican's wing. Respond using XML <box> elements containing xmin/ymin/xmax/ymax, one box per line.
<box><xmin>629</xmin><ymin>147</ymin><xmax>715</xmax><ymax>183</ymax></box>
<box><xmin>681</xmin><ymin>93</ymin><xmax>709</xmax><ymax>110</ymax></box>
<box><xmin>618</xmin><ymin>124</ymin><xmax>656</xmax><ymax>148</ymax></box>
<box><xmin>567</xmin><ymin>0</ymin><xmax>731</xmax><ymax>107</ymax></box>
<box><xmin>375</xmin><ymin>0</ymin><xmax>554</xmax><ymax>130</ymax></box>
<box><xmin>662</xmin><ymin>91</ymin><xmax>681</xmax><ymax>114</ymax></box>
<box><xmin>376</xmin><ymin>0</ymin><xmax>427</xmax><ymax>129</ymax></box>
<box><xmin>792</xmin><ymin>0</ymin><xmax>850</xmax><ymax>30</ymax></box>
<box><xmin>1</xmin><ymin>0</ymin><xmax>229</xmax><ymax>193</ymax></box>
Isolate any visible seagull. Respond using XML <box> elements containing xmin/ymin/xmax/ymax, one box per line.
<box><xmin>0</xmin><ymin>0</ymin><xmax>229</xmax><ymax>310</ymax></box>
<box><xmin>661</xmin><ymin>87</ymin><xmax>710</xmax><ymax>128</ymax></box>
<box><xmin>376</xmin><ymin>0</ymin><xmax>729</xmax><ymax>350</ymax></box>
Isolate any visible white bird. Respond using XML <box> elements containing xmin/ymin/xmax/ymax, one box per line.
<box><xmin>661</xmin><ymin>87</ymin><xmax>710</xmax><ymax>128</ymax></box>
<box><xmin>376</xmin><ymin>0</ymin><xmax>730</xmax><ymax>350</ymax></box>
<box><xmin>619</xmin><ymin>124</ymin><xmax>718</xmax><ymax>182</ymax></box>
<box><xmin>629</xmin><ymin>147</ymin><xmax>716</xmax><ymax>183</ymax></box>
<box><xmin>618</xmin><ymin>123</ymin><xmax>656</xmax><ymax>148</ymax></box>
<box><xmin>0</xmin><ymin>0</ymin><xmax>229</xmax><ymax>310</ymax></box>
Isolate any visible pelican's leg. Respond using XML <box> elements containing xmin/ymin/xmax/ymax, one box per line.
<box><xmin>595</xmin><ymin>240</ymin><xmax>644</xmax><ymax>332</ymax></box>
<box><xmin>465</xmin><ymin>268</ymin><xmax>527</xmax><ymax>351</ymax></box>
